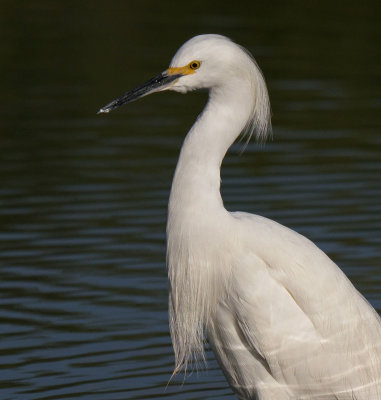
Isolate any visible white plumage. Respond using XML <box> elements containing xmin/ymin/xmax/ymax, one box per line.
<box><xmin>99</xmin><ymin>34</ymin><xmax>381</xmax><ymax>400</ymax></box>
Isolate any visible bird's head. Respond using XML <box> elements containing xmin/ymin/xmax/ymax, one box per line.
<box><xmin>99</xmin><ymin>35</ymin><xmax>261</xmax><ymax>107</ymax></box>
<box><xmin>98</xmin><ymin>34</ymin><xmax>271</xmax><ymax>141</ymax></box>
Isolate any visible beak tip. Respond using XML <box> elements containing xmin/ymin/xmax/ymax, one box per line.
<box><xmin>97</xmin><ymin>107</ymin><xmax>110</xmax><ymax>114</ymax></box>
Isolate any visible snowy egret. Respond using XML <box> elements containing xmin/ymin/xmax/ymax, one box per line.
<box><xmin>98</xmin><ymin>34</ymin><xmax>381</xmax><ymax>399</ymax></box>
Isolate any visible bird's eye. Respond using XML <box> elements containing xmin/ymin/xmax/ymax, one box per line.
<box><xmin>189</xmin><ymin>60</ymin><xmax>201</xmax><ymax>70</ymax></box>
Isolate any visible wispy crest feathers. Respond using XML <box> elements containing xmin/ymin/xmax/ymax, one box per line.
<box><xmin>240</xmin><ymin>45</ymin><xmax>272</xmax><ymax>144</ymax></box>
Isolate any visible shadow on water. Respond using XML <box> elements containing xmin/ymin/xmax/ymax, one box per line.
<box><xmin>0</xmin><ymin>1</ymin><xmax>380</xmax><ymax>399</ymax></box>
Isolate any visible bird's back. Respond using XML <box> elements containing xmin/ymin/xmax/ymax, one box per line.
<box><xmin>207</xmin><ymin>212</ymin><xmax>381</xmax><ymax>399</ymax></box>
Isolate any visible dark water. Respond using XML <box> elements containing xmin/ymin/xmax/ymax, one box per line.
<box><xmin>1</xmin><ymin>1</ymin><xmax>380</xmax><ymax>399</ymax></box>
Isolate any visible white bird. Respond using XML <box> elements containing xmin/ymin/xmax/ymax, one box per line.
<box><xmin>98</xmin><ymin>34</ymin><xmax>381</xmax><ymax>400</ymax></box>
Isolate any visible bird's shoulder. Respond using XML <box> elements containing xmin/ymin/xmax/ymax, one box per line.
<box><xmin>227</xmin><ymin>210</ymin><xmax>360</xmax><ymax>315</ymax></box>
<box><xmin>230</xmin><ymin>210</ymin><xmax>325</xmax><ymax>261</ymax></box>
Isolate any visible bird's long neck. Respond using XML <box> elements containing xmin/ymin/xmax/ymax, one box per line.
<box><xmin>166</xmin><ymin>81</ymin><xmax>254</xmax><ymax>373</ymax></box>
<box><xmin>169</xmin><ymin>83</ymin><xmax>252</xmax><ymax>215</ymax></box>
<box><xmin>167</xmin><ymin>83</ymin><xmax>252</xmax><ymax>372</ymax></box>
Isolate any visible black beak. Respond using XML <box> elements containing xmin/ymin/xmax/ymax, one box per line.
<box><xmin>97</xmin><ymin>71</ymin><xmax>182</xmax><ymax>114</ymax></box>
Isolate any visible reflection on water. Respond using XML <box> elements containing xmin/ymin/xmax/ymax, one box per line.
<box><xmin>1</xmin><ymin>1</ymin><xmax>380</xmax><ymax>399</ymax></box>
